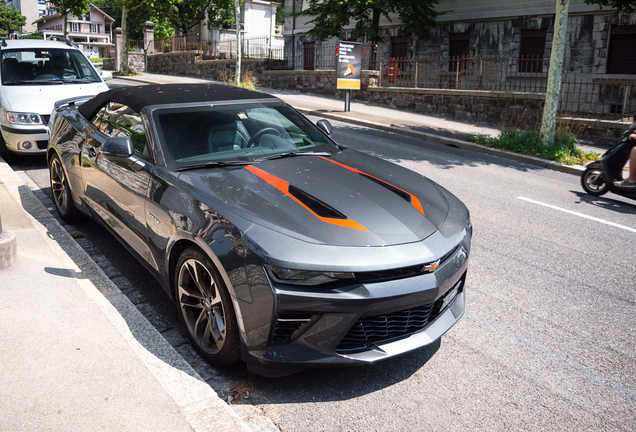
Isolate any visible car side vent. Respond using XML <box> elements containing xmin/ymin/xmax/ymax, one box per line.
<box><xmin>358</xmin><ymin>173</ymin><xmax>411</xmax><ymax>202</ymax></box>
<box><xmin>288</xmin><ymin>185</ymin><xmax>347</xmax><ymax>219</ymax></box>
<box><xmin>271</xmin><ymin>313</ymin><xmax>315</xmax><ymax>345</ymax></box>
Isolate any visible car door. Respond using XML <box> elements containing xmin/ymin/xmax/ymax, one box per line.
<box><xmin>81</xmin><ymin>102</ymin><xmax>154</xmax><ymax>265</ymax></box>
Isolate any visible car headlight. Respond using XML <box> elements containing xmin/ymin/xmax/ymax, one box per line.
<box><xmin>7</xmin><ymin>112</ymin><xmax>42</xmax><ymax>125</ymax></box>
<box><xmin>266</xmin><ymin>265</ymin><xmax>355</xmax><ymax>286</ymax></box>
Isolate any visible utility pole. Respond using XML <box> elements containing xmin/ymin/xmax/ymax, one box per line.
<box><xmin>540</xmin><ymin>0</ymin><xmax>570</xmax><ymax>145</ymax></box>
<box><xmin>235</xmin><ymin>0</ymin><xmax>241</xmax><ymax>85</ymax></box>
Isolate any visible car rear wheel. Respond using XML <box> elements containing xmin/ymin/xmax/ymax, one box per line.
<box><xmin>174</xmin><ymin>247</ymin><xmax>240</xmax><ymax>366</ymax></box>
<box><xmin>49</xmin><ymin>154</ymin><xmax>81</xmax><ymax>222</ymax></box>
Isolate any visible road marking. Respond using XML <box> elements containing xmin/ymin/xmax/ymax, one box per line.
<box><xmin>517</xmin><ymin>196</ymin><xmax>636</xmax><ymax>233</ymax></box>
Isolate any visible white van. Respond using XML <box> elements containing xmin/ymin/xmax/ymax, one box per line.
<box><xmin>0</xmin><ymin>39</ymin><xmax>112</xmax><ymax>159</ymax></box>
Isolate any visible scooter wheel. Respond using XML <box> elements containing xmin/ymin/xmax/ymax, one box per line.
<box><xmin>581</xmin><ymin>166</ymin><xmax>610</xmax><ymax>196</ymax></box>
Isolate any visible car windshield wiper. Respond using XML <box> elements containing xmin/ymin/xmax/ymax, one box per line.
<box><xmin>3</xmin><ymin>80</ymin><xmax>57</xmax><ymax>85</ymax></box>
<box><xmin>175</xmin><ymin>160</ymin><xmax>251</xmax><ymax>172</ymax></box>
<box><xmin>61</xmin><ymin>78</ymin><xmax>94</xmax><ymax>83</ymax></box>
<box><xmin>254</xmin><ymin>151</ymin><xmax>332</xmax><ymax>161</ymax></box>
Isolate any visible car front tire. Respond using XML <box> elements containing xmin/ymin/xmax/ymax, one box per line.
<box><xmin>174</xmin><ymin>247</ymin><xmax>241</xmax><ymax>366</ymax></box>
<box><xmin>49</xmin><ymin>153</ymin><xmax>81</xmax><ymax>222</ymax></box>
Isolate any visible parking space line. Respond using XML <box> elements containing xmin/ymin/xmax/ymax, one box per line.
<box><xmin>517</xmin><ymin>196</ymin><xmax>636</xmax><ymax>233</ymax></box>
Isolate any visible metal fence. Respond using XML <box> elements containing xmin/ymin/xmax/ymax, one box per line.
<box><xmin>376</xmin><ymin>55</ymin><xmax>636</xmax><ymax>120</ymax></box>
<box><xmin>267</xmin><ymin>43</ymin><xmax>378</xmax><ymax>71</ymax></box>
<box><xmin>128</xmin><ymin>35</ymin><xmax>285</xmax><ymax>60</ymax></box>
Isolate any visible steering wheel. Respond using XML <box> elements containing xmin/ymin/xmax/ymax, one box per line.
<box><xmin>247</xmin><ymin>127</ymin><xmax>282</xmax><ymax>147</ymax></box>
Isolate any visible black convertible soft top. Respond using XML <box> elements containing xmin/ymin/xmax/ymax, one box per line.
<box><xmin>78</xmin><ymin>83</ymin><xmax>277</xmax><ymax>120</ymax></box>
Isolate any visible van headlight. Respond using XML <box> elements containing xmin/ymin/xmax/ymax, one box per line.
<box><xmin>7</xmin><ymin>112</ymin><xmax>42</xmax><ymax>125</ymax></box>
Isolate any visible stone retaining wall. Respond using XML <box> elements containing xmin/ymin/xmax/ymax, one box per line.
<box><xmin>102</xmin><ymin>52</ymin><xmax>146</xmax><ymax>74</ymax></box>
<box><xmin>121</xmin><ymin>51</ymin><xmax>633</xmax><ymax>146</ymax></box>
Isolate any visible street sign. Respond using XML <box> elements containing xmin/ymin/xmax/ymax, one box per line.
<box><xmin>336</xmin><ymin>41</ymin><xmax>362</xmax><ymax>90</ymax></box>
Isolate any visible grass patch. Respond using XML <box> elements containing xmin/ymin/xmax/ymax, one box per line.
<box><xmin>218</xmin><ymin>69</ymin><xmax>259</xmax><ymax>91</ymax></box>
<box><xmin>468</xmin><ymin>129</ymin><xmax>600</xmax><ymax>166</ymax></box>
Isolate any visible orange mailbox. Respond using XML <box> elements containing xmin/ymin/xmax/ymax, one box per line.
<box><xmin>385</xmin><ymin>58</ymin><xmax>400</xmax><ymax>83</ymax></box>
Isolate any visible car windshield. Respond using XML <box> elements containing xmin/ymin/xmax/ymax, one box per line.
<box><xmin>1</xmin><ymin>48</ymin><xmax>100</xmax><ymax>85</ymax></box>
<box><xmin>154</xmin><ymin>102</ymin><xmax>338</xmax><ymax>168</ymax></box>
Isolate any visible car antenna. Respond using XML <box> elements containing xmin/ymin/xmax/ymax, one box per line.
<box><xmin>1</xmin><ymin>39</ymin><xmax>6</xmax><ymax>47</ymax></box>
<box><xmin>65</xmin><ymin>37</ymin><xmax>72</xmax><ymax>47</ymax></box>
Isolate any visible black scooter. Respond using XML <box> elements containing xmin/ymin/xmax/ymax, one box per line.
<box><xmin>581</xmin><ymin>127</ymin><xmax>636</xmax><ymax>200</ymax></box>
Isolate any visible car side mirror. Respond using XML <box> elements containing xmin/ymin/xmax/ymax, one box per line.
<box><xmin>316</xmin><ymin>119</ymin><xmax>333</xmax><ymax>136</ymax></box>
<box><xmin>100</xmin><ymin>70</ymin><xmax>113</xmax><ymax>81</ymax></box>
<box><xmin>102</xmin><ymin>136</ymin><xmax>134</xmax><ymax>161</ymax></box>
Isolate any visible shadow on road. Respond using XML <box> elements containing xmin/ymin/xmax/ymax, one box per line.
<box><xmin>570</xmin><ymin>190</ymin><xmax>636</xmax><ymax>214</ymax></box>
<box><xmin>218</xmin><ymin>339</ymin><xmax>441</xmax><ymax>404</ymax></box>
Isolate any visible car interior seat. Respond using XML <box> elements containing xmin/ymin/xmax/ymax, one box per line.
<box><xmin>208</xmin><ymin>122</ymin><xmax>248</xmax><ymax>153</ymax></box>
<box><xmin>2</xmin><ymin>58</ymin><xmax>20</xmax><ymax>83</ymax></box>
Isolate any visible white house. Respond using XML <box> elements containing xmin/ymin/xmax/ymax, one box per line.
<box><xmin>32</xmin><ymin>3</ymin><xmax>114</xmax><ymax>58</ymax></box>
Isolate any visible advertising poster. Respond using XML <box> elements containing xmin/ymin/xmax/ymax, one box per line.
<box><xmin>336</xmin><ymin>42</ymin><xmax>362</xmax><ymax>90</ymax></box>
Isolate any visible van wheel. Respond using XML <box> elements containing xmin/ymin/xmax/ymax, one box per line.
<box><xmin>0</xmin><ymin>133</ymin><xmax>14</xmax><ymax>162</ymax></box>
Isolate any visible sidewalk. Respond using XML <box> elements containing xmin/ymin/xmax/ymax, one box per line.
<box><xmin>0</xmin><ymin>160</ymin><xmax>252</xmax><ymax>431</ymax></box>
<box><xmin>116</xmin><ymin>72</ymin><xmax>611</xmax><ymax>176</ymax></box>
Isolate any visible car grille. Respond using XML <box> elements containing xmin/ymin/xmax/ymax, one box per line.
<box><xmin>354</xmin><ymin>246</ymin><xmax>459</xmax><ymax>283</ymax></box>
<box><xmin>41</xmin><ymin>115</ymin><xmax>50</xmax><ymax>126</ymax></box>
<box><xmin>37</xmin><ymin>140</ymin><xmax>48</xmax><ymax>149</ymax></box>
<box><xmin>335</xmin><ymin>275</ymin><xmax>465</xmax><ymax>353</ymax></box>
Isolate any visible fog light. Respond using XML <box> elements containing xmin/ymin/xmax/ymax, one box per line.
<box><xmin>22</xmin><ymin>141</ymin><xmax>33</xmax><ymax>149</ymax></box>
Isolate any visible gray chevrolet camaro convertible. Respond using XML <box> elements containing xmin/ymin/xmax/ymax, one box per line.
<box><xmin>47</xmin><ymin>84</ymin><xmax>471</xmax><ymax>375</ymax></box>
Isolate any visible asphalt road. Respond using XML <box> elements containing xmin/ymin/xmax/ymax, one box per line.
<box><xmin>10</xmin><ymin>117</ymin><xmax>636</xmax><ymax>431</ymax></box>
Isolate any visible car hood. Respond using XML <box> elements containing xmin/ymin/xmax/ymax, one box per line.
<box><xmin>180</xmin><ymin>149</ymin><xmax>450</xmax><ymax>247</ymax></box>
<box><xmin>2</xmin><ymin>82</ymin><xmax>108</xmax><ymax>115</ymax></box>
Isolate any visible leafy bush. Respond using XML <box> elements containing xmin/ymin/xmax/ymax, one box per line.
<box><xmin>468</xmin><ymin>129</ymin><xmax>600</xmax><ymax>165</ymax></box>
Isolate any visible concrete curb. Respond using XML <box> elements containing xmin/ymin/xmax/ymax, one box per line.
<box><xmin>295</xmin><ymin>108</ymin><xmax>587</xmax><ymax>176</ymax></box>
<box><xmin>0</xmin><ymin>226</ymin><xmax>17</xmax><ymax>269</ymax></box>
<box><xmin>0</xmin><ymin>157</ymin><xmax>253</xmax><ymax>432</ymax></box>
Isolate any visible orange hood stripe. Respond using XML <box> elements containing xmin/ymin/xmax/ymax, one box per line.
<box><xmin>245</xmin><ymin>165</ymin><xmax>369</xmax><ymax>232</ymax></box>
<box><xmin>317</xmin><ymin>156</ymin><xmax>425</xmax><ymax>216</ymax></box>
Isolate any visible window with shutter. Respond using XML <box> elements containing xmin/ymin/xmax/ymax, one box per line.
<box><xmin>607</xmin><ymin>25</ymin><xmax>636</xmax><ymax>75</ymax></box>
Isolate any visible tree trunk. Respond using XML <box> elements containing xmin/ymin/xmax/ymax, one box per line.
<box><xmin>63</xmin><ymin>12</ymin><xmax>68</xmax><ymax>39</ymax></box>
<box><xmin>235</xmin><ymin>0</ymin><xmax>241</xmax><ymax>85</ymax></box>
<box><xmin>540</xmin><ymin>0</ymin><xmax>570</xmax><ymax>145</ymax></box>
<box><xmin>371</xmin><ymin>7</ymin><xmax>381</xmax><ymax>43</ymax></box>
<box><xmin>121</xmin><ymin>6</ymin><xmax>129</xmax><ymax>74</ymax></box>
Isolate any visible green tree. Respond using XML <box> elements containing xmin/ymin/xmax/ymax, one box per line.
<box><xmin>48</xmin><ymin>0</ymin><xmax>91</xmax><ymax>39</ymax></box>
<box><xmin>297</xmin><ymin>0</ymin><xmax>443</xmax><ymax>42</ymax></box>
<box><xmin>153</xmin><ymin>0</ymin><xmax>234</xmax><ymax>35</ymax></box>
<box><xmin>585</xmin><ymin>0</ymin><xmax>636</xmax><ymax>12</ymax></box>
<box><xmin>0</xmin><ymin>4</ymin><xmax>26</xmax><ymax>35</ymax></box>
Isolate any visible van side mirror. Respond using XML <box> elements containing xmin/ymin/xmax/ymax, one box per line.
<box><xmin>316</xmin><ymin>119</ymin><xmax>333</xmax><ymax>136</ymax></box>
<box><xmin>100</xmin><ymin>70</ymin><xmax>113</xmax><ymax>81</ymax></box>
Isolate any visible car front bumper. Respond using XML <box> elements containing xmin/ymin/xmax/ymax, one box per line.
<box><xmin>1</xmin><ymin>124</ymin><xmax>49</xmax><ymax>155</ymax></box>
<box><xmin>239</xmin><ymin>243</ymin><xmax>469</xmax><ymax>370</ymax></box>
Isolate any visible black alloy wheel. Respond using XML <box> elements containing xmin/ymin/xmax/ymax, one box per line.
<box><xmin>49</xmin><ymin>154</ymin><xmax>81</xmax><ymax>222</ymax></box>
<box><xmin>174</xmin><ymin>247</ymin><xmax>240</xmax><ymax>366</ymax></box>
<box><xmin>581</xmin><ymin>166</ymin><xmax>610</xmax><ymax>196</ymax></box>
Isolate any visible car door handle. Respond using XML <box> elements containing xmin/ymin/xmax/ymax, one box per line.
<box><xmin>87</xmin><ymin>147</ymin><xmax>96</xmax><ymax>157</ymax></box>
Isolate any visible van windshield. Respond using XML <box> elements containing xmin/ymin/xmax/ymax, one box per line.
<box><xmin>1</xmin><ymin>48</ymin><xmax>100</xmax><ymax>85</ymax></box>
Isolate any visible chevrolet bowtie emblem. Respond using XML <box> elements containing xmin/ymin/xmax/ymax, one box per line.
<box><xmin>422</xmin><ymin>260</ymin><xmax>440</xmax><ymax>273</ymax></box>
